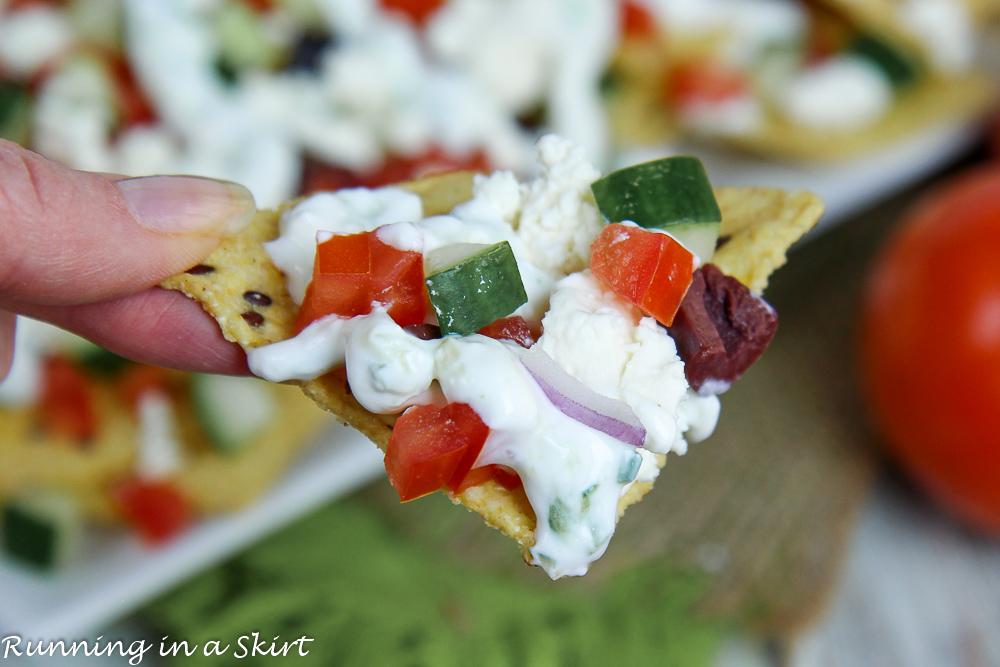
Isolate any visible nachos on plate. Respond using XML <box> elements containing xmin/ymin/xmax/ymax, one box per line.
<box><xmin>163</xmin><ymin>135</ymin><xmax>823</xmax><ymax>578</ymax></box>
<box><xmin>0</xmin><ymin>319</ymin><xmax>327</xmax><ymax>570</ymax></box>
<box><xmin>608</xmin><ymin>0</ymin><xmax>995</xmax><ymax>161</ymax></box>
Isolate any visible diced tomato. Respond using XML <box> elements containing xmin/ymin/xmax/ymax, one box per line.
<box><xmin>477</xmin><ymin>315</ymin><xmax>535</xmax><ymax>349</ymax></box>
<box><xmin>299</xmin><ymin>146</ymin><xmax>491</xmax><ymax>196</ymax></box>
<box><xmin>805</xmin><ymin>5</ymin><xmax>853</xmax><ymax>64</ymax></box>
<box><xmin>620</xmin><ymin>1</ymin><xmax>658</xmax><ymax>40</ymax></box>
<box><xmin>294</xmin><ymin>231</ymin><xmax>428</xmax><ymax>332</ymax></box>
<box><xmin>666</xmin><ymin>60</ymin><xmax>751</xmax><ymax>108</ymax></box>
<box><xmin>300</xmin><ymin>159</ymin><xmax>363</xmax><ymax>196</ymax></box>
<box><xmin>111</xmin><ymin>478</ymin><xmax>191</xmax><ymax>544</ymax></box>
<box><xmin>242</xmin><ymin>0</ymin><xmax>275</xmax><ymax>12</ymax></box>
<box><xmin>590</xmin><ymin>223</ymin><xmax>694</xmax><ymax>327</ymax></box>
<box><xmin>385</xmin><ymin>402</ymin><xmax>489</xmax><ymax>502</ymax></box>
<box><xmin>378</xmin><ymin>0</ymin><xmax>445</xmax><ymax>26</ymax></box>
<box><xmin>452</xmin><ymin>464</ymin><xmax>522</xmax><ymax>495</ymax></box>
<box><xmin>119</xmin><ymin>364</ymin><xmax>176</xmax><ymax>412</ymax></box>
<box><xmin>39</xmin><ymin>356</ymin><xmax>97</xmax><ymax>443</ymax></box>
<box><xmin>107</xmin><ymin>53</ymin><xmax>156</xmax><ymax>128</ymax></box>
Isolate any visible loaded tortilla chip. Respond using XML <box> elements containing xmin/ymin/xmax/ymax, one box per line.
<box><xmin>164</xmin><ymin>135</ymin><xmax>823</xmax><ymax>578</ymax></box>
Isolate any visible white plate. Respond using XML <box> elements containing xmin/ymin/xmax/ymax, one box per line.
<box><xmin>0</xmin><ymin>119</ymin><xmax>982</xmax><ymax>642</ymax></box>
<box><xmin>0</xmin><ymin>423</ymin><xmax>385</xmax><ymax>638</ymax></box>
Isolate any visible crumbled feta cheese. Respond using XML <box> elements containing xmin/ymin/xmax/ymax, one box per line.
<box><xmin>780</xmin><ymin>54</ymin><xmax>894</xmax><ymax>131</ymax></box>
<box><xmin>135</xmin><ymin>392</ymin><xmax>185</xmax><ymax>480</ymax></box>
<box><xmin>538</xmin><ymin>272</ymin><xmax>695</xmax><ymax>455</ymax></box>
<box><xmin>516</xmin><ymin>135</ymin><xmax>603</xmax><ymax>276</ymax></box>
<box><xmin>0</xmin><ymin>6</ymin><xmax>74</xmax><ymax>79</ymax></box>
<box><xmin>900</xmin><ymin>0</ymin><xmax>974</xmax><ymax>74</ymax></box>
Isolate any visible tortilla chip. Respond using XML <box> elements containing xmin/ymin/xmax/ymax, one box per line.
<box><xmin>161</xmin><ymin>171</ymin><xmax>824</xmax><ymax>564</ymax></box>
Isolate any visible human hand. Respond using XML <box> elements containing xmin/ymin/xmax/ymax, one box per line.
<box><xmin>0</xmin><ymin>139</ymin><xmax>257</xmax><ymax>379</ymax></box>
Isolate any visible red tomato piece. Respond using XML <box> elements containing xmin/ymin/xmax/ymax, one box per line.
<box><xmin>108</xmin><ymin>53</ymin><xmax>156</xmax><ymax>128</ymax></box>
<box><xmin>477</xmin><ymin>316</ymin><xmax>535</xmax><ymax>348</ymax></box>
<box><xmin>242</xmin><ymin>0</ymin><xmax>275</xmax><ymax>11</ymax></box>
<box><xmin>299</xmin><ymin>158</ymin><xmax>363</xmax><ymax>196</ymax></box>
<box><xmin>620</xmin><ymin>1</ymin><xmax>658</xmax><ymax>40</ymax></box>
<box><xmin>119</xmin><ymin>364</ymin><xmax>176</xmax><ymax>412</ymax></box>
<box><xmin>378</xmin><ymin>0</ymin><xmax>445</xmax><ymax>26</ymax></box>
<box><xmin>385</xmin><ymin>402</ymin><xmax>489</xmax><ymax>502</ymax></box>
<box><xmin>452</xmin><ymin>464</ymin><xmax>522</xmax><ymax>495</ymax></box>
<box><xmin>294</xmin><ymin>231</ymin><xmax>428</xmax><ymax>332</ymax></box>
<box><xmin>666</xmin><ymin>60</ymin><xmax>751</xmax><ymax>108</ymax></box>
<box><xmin>39</xmin><ymin>356</ymin><xmax>96</xmax><ymax>443</ymax></box>
<box><xmin>111</xmin><ymin>478</ymin><xmax>191</xmax><ymax>544</ymax></box>
<box><xmin>299</xmin><ymin>147</ymin><xmax>491</xmax><ymax>196</ymax></box>
<box><xmin>590</xmin><ymin>223</ymin><xmax>694</xmax><ymax>327</ymax></box>
<box><xmin>862</xmin><ymin>165</ymin><xmax>1000</xmax><ymax>534</ymax></box>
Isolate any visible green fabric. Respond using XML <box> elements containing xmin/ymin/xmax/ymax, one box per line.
<box><xmin>145</xmin><ymin>489</ymin><xmax>725</xmax><ymax>666</ymax></box>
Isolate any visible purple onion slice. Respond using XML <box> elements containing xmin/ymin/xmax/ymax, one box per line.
<box><xmin>517</xmin><ymin>346</ymin><xmax>646</xmax><ymax>448</ymax></box>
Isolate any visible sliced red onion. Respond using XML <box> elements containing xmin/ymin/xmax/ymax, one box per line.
<box><xmin>517</xmin><ymin>346</ymin><xmax>646</xmax><ymax>448</ymax></box>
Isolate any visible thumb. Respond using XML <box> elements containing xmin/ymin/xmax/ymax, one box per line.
<box><xmin>0</xmin><ymin>140</ymin><xmax>256</xmax><ymax>309</ymax></box>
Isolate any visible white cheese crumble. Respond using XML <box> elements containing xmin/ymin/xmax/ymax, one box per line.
<box><xmin>0</xmin><ymin>5</ymin><xmax>74</xmax><ymax>79</ymax></box>
<box><xmin>780</xmin><ymin>55</ymin><xmax>894</xmax><ymax>131</ymax></box>
<box><xmin>135</xmin><ymin>391</ymin><xmax>185</xmax><ymax>480</ymax></box>
<box><xmin>900</xmin><ymin>0</ymin><xmax>974</xmax><ymax>74</ymax></box>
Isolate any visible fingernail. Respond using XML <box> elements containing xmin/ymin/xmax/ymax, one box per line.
<box><xmin>116</xmin><ymin>175</ymin><xmax>256</xmax><ymax>237</ymax></box>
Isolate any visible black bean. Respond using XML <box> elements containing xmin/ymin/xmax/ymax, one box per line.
<box><xmin>243</xmin><ymin>291</ymin><xmax>272</xmax><ymax>307</ymax></box>
<box><xmin>285</xmin><ymin>32</ymin><xmax>333</xmax><ymax>73</ymax></box>
<box><xmin>186</xmin><ymin>264</ymin><xmax>215</xmax><ymax>275</ymax></box>
<box><xmin>242</xmin><ymin>311</ymin><xmax>265</xmax><ymax>327</ymax></box>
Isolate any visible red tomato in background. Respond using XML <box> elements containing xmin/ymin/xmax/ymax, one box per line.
<box><xmin>861</xmin><ymin>165</ymin><xmax>1000</xmax><ymax>533</ymax></box>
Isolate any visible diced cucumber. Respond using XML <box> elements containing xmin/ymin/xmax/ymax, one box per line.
<box><xmin>1</xmin><ymin>491</ymin><xmax>81</xmax><ymax>571</ymax></box>
<box><xmin>848</xmin><ymin>34</ymin><xmax>919</xmax><ymax>90</ymax></box>
<box><xmin>0</xmin><ymin>82</ymin><xmax>32</xmax><ymax>146</ymax></box>
<box><xmin>190</xmin><ymin>374</ymin><xmax>276</xmax><ymax>455</ymax></box>
<box><xmin>617</xmin><ymin>450</ymin><xmax>642</xmax><ymax>484</ymax></box>
<box><xmin>74</xmin><ymin>343</ymin><xmax>130</xmax><ymax>376</ymax></box>
<box><xmin>215</xmin><ymin>0</ymin><xmax>285</xmax><ymax>73</ymax></box>
<box><xmin>591</xmin><ymin>156</ymin><xmax>722</xmax><ymax>263</ymax></box>
<box><xmin>425</xmin><ymin>241</ymin><xmax>528</xmax><ymax>336</ymax></box>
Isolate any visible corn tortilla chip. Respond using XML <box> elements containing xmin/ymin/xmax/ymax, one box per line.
<box><xmin>162</xmin><ymin>171</ymin><xmax>824</xmax><ymax>564</ymax></box>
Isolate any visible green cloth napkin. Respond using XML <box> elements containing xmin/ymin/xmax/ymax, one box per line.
<box><xmin>145</xmin><ymin>488</ymin><xmax>725</xmax><ymax>666</ymax></box>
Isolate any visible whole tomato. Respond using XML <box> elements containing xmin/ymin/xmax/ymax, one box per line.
<box><xmin>861</xmin><ymin>165</ymin><xmax>1000</xmax><ymax>533</ymax></box>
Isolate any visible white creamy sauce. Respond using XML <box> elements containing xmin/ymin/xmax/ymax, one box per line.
<box><xmin>135</xmin><ymin>391</ymin><xmax>185</xmax><ymax>480</ymax></box>
<box><xmin>0</xmin><ymin>5</ymin><xmax>73</xmax><ymax>79</ymax></box>
<box><xmin>427</xmin><ymin>0</ymin><xmax>616</xmax><ymax>166</ymax></box>
<box><xmin>780</xmin><ymin>54</ymin><xmax>894</xmax><ymax>131</ymax></box>
<box><xmin>679</xmin><ymin>94</ymin><xmax>764</xmax><ymax>137</ymax></box>
<box><xmin>899</xmin><ymin>0</ymin><xmax>974</xmax><ymax>74</ymax></box>
<box><xmin>250</xmin><ymin>137</ymin><xmax>719</xmax><ymax>578</ymax></box>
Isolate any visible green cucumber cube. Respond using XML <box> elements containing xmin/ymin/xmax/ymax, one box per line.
<box><xmin>591</xmin><ymin>156</ymin><xmax>722</xmax><ymax>262</ymax></box>
<box><xmin>425</xmin><ymin>241</ymin><xmax>528</xmax><ymax>336</ymax></box>
<box><xmin>0</xmin><ymin>82</ymin><xmax>32</xmax><ymax>146</ymax></box>
<box><xmin>848</xmin><ymin>34</ymin><xmax>919</xmax><ymax>90</ymax></box>
<box><xmin>191</xmin><ymin>374</ymin><xmax>276</xmax><ymax>454</ymax></box>
<box><xmin>2</xmin><ymin>492</ymin><xmax>81</xmax><ymax>571</ymax></box>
